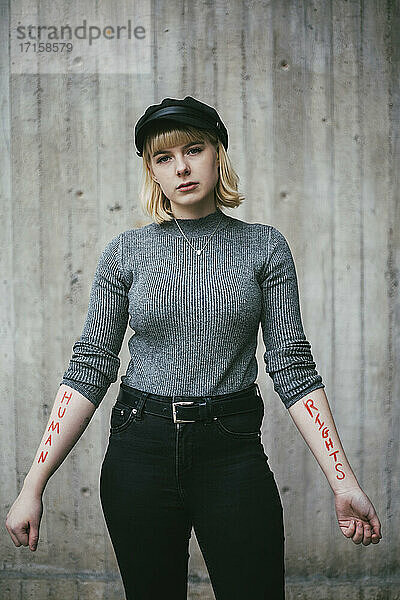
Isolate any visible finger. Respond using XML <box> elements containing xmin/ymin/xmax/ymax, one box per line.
<box><xmin>371</xmin><ymin>524</ymin><xmax>381</xmax><ymax>544</ymax></box>
<box><xmin>7</xmin><ymin>528</ymin><xmax>23</xmax><ymax>547</ymax></box>
<box><xmin>342</xmin><ymin>519</ymin><xmax>356</xmax><ymax>538</ymax></box>
<box><xmin>362</xmin><ymin>525</ymin><xmax>372</xmax><ymax>546</ymax></box>
<box><xmin>28</xmin><ymin>526</ymin><xmax>39</xmax><ymax>551</ymax></box>
<box><xmin>6</xmin><ymin>521</ymin><xmax>29</xmax><ymax>547</ymax></box>
<box><xmin>14</xmin><ymin>524</ymin><xmax>29</xmax><ymax>547</ymax></box>
<box><xmin>5</xmin><ymin>522</ymin><xmax>21</xmax><ymax>547</ymax></box>
<box><xmin>352</xmin><ymin>520</ymin><xmax>364</xmax><ymax>545</ymax></box>
<box><xmin>369</xmin><ymin>514</ymin><xmax>382</xmax><ymax>539</ymax></box>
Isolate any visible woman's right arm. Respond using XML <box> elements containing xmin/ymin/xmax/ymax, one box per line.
<box><xmin>6</xmin><ymin>232</ymin><xmax>130</xmax><ymax>552</ymax></box>
<box><xmin>5</xmin><ymin>384</ymin><xmax>96</xmax><ymax>552</ymax></box>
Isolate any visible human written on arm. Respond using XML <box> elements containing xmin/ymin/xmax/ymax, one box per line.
<box><xmin>5</xmin><ymin>234</ymin><xmax>129</xmax><ymax>552</ymax></box>
<box><xmin>260</xmin><ymin>227</ymin><xmax>382</xmax><ymax>547</ymax></box>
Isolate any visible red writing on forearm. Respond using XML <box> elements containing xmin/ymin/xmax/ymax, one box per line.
<box><xmin>303</xmin><ymin>398</ymin><xmax>346</xmax><ymax>480</ymax></box>
<box><xmin>37</xmin><ymin>389</ymin><xmax>72</xmax><ymax>464</ymax></box>
<box><xmin>37</xmin><ymin>450</ymin><xmax>48</xmax><ymax>463</ymax></box>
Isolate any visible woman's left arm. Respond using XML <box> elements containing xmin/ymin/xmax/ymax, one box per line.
<box><xmin>288</xmin><ymin>386</ymin><xmax>382</xmax><ymax>546</ymax></box>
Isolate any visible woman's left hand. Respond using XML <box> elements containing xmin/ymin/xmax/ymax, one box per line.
<box><xmin>334</xmin><ymin>487</ymin><xmax>382</xmax><ymax>546</ymax></box>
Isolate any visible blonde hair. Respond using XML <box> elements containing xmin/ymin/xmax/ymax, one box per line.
<box><xmin>139</xmin><ymin>122</ymin><xmax>245</xmax><ymax>224</ymax></box>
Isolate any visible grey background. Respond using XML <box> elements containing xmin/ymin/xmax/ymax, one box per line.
<box><xmin>1</xmin><ymin>0</ymin><xmax>399</xmax><ymax>598</ymax></box>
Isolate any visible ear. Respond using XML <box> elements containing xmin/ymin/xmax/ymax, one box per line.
<box><xmin>149</xmin><ymin>169</ymin><xmax>159</xmax><ymax>184</ymax></box>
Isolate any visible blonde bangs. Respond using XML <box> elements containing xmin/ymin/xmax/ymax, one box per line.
<box><xmin>143</xmin><ymin>124</ymin><xmax>215</xmax><ymax>161</ymax></box>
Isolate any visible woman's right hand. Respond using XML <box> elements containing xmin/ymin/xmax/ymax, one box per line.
<box><xmin>5</xmin><ymin>488</ymin><xmax>43</xmax><ymax>552</ymax></box>
<box><xmin>4</xmin><ymin>385</ymin><xmax>96</xmax><ymax>553</ymax></box>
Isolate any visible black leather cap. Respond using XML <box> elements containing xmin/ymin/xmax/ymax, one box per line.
<box><xmin>134</xmin><ymin>96</ymin><xmax>228</xmax><ymax>157</ymax></box>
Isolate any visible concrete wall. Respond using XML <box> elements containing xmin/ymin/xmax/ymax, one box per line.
<box><xmin>1</xmin><ymin>0</ymin><xmax>399</xmax><ymax>598</ymax></box>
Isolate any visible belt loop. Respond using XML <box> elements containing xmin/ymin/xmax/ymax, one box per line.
<box><xmin>198</xmin><ymin>398</ymin><xmax>213</xmax><ymax>423</ymax></box>
<box><xmin>133</xmin><ymin>392</ymin><xmax>149</xmax><ymax>421</ymax></box>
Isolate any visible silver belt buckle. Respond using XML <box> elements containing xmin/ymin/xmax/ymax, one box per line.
<box><xmin>172</xmin><ymin>400</ymin><xmax>196</xmax><ymax>423</ymax></box>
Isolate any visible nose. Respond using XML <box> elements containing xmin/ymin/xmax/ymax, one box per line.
<box><xmin>176</xmin><ymin>156</ymin><xmax>190</xmax><ymax>176</ymax></box>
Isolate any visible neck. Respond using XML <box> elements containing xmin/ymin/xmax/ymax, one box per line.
<box><xmin>159</xmin><ymin>206</ymin><xmax>229</xmax><ymax>239</ymax></box>
<box><xmin>170</xmin><ymin>196</ymin><xmax>217</xmax><ymax>220</ymax></box>
<box><xmin>173</xmin><ymin>207</ymin><xmax>218</xmax><ymax>220</ymax></box>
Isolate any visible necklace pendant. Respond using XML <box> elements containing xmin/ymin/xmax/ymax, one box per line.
<box><xmin>196</xmin><ymin>249</ymin><xmax>202</xmax><ymax>255</ymax></box>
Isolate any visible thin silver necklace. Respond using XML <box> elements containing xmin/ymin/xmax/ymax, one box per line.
<box><xmin>173</xmin><ymin>212</ymin><xmax>224</xmax><ymax>256</ymax></box>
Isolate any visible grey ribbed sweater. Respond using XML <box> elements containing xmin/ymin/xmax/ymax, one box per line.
<box><xmin>60</xmin><ymin>207</ymin><xmax>324</xmax><ymax>409</ymax></box>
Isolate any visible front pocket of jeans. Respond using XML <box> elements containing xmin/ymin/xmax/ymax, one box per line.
<box><xmin>110</xmin><ymin>400</ymin><xmax>137</xmax><ymax>434</ymax></box>
<box><xmin>215</xmin><ymin>403</ymin><xmax>263</xmax><ymax>439</ymax></box>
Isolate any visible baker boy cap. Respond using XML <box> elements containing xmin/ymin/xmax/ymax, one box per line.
<box><xmin>134</xmin><ymin>96</ymin><xmax>228</xmax><ymax>157</ymax></box>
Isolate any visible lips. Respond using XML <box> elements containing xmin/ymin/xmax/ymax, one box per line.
<box><xmin>177</xmin><ymin>182</ymin><xmax>198</xmax><ymax>189</ymax></box>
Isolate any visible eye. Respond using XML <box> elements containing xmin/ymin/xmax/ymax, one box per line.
<box><xmin>188</xmin><ymin>146</ymin><xmax>202</xmax><ymax>155</ymax></box>
<box><xmin>156</xmin><ymin>155</ymin><xmax>169</xmax><ymax>164</ymax></box>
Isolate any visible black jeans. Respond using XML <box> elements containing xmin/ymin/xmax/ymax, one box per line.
<box><xmin>99</xmin><ymin>383</ymin><xmax>285</xmax><ymax>599</ymax></box>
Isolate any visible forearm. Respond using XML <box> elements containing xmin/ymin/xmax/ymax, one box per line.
<box><xmin>288</xmin><ymin>387</ymin><xmax>360</xmax><ymax>494</ymax></box>
<box><xmin>22</xmin><ymin>385</ymin><xmax>96</xmax><ymax>497</ymax></box>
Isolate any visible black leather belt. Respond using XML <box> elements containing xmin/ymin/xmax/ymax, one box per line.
<box><xmin>116</xmin><ymin>382</ymin><xmax>262</xmax><ymax>424</ymax></box>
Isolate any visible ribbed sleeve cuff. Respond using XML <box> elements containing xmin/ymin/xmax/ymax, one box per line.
<box><xmin>59</xmin><ymin>379</ymin><xmax>106</xmax><ymax>409</ymax></box>
<box><xmin>278</xmin><ymin>380</ymin><xmax>325</xmax><ymax>409</ymax></box>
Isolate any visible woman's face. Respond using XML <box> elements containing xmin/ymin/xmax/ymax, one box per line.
<box><xmin>149</xmin><ymin>137</ymin><xmax>219</xmax><ymax>214</ymax></box>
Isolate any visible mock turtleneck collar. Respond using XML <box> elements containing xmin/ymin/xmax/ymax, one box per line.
<box><xmin>159</xmin><ymin>206</ymin><xmax>230</xmax><ymax>238</ymax></box>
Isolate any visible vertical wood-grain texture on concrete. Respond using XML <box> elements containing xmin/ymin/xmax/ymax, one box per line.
<box><xmin>1</xmin><ymin>0</ymin><xmax>398</xmax><ymax>598</ymax></box>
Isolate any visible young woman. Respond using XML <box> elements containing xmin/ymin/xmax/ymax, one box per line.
<box><xmin>6</xmin><ymin>96</ymin><xmax>382</xmax><ymax>600</ymax></box>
